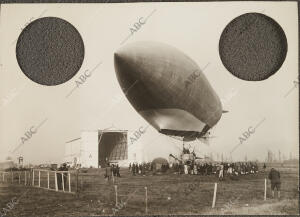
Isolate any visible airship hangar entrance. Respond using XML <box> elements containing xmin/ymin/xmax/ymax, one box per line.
<box><xmin>98</xmin><ymin>130</ymin><xmax>128</xmax><ymax>168</ymax></box>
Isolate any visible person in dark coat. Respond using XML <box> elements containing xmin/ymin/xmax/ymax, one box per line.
<box><xmin>116</xmin><ymin>164</ymin><xmax>121</xmax><ymax>177</ymax></box>
<box><xmin>112</xmin><ymin>164</ymin><xmax>116</xmax><ymax>177</ymax></box>
<box><xmin>132</xmin><ymin>163</ymin><xmax>136</xmax><ymax>176</ymax></box>
<box><xmin>62</xmin><ymin>163</ymin><xmax>68</xmax><ymax>189</ymax></box>
<box><xmin>268</xmin><ymin>168</ymin><xmax>281</xmax><ymax>198</ymax></box>
<box><xmin>56</xmin><ymin>168</ymin><xmax>61</xmax><ymax>190</ymax></box>
<box><xmin>57</xmin><ymin>163</ymin><xmax>68</xmax><ymax>190</ymax></box>
<box><xmin>135</xmin><ymin>164</ymin><xmax>139</xmax><ymax>175</ymax></box>
<box><xmin>105</xmin><ymin>163</ymin><xmax>112</xmax><ymax>181</ymax></box>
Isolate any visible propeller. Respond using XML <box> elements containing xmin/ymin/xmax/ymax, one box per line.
<box><xmin>169</xmin><ymin>154</ymin><xmax>182</xmax><ymax>162</ymax></box>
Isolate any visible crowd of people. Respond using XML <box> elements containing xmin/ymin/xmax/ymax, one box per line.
<box><xmin>128</xmin><ymin>162</ymin><xmax>153</xmax><ymax>175</ymax></box>
<box><xmin>172</xmin><ymin>162</ymin><xmax>259</xmax><ymax>178</ymax></box>
<box><xmin>127</xmin><ymin>161</ymin><xmax>260</xmax><ymax>180</ymax></box>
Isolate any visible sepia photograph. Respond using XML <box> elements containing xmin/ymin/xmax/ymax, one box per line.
<box><xmin>0</xmin><ymin>1</ymin><xmax>299</xmax><ymax>216</ymax></box>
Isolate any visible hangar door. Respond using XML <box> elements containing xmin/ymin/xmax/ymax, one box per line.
<box><xmin>98</xmin><ymin>131</ymin><xmax>128</xmax><ymax>167</ymax></box>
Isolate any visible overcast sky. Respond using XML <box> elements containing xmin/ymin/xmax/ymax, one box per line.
<box><xmin>0</xmin><ymin>2</ymin><xmax>298</xmax><ymax>164</ymax></box>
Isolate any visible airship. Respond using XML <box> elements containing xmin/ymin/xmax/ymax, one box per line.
<box><xmin>114</xmin><ymin>41</ymin><xmax>223</xmax><ymax>142</ymax></box>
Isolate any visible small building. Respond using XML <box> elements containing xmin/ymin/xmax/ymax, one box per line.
<box><xmin>0</xmin><ymin>160</ymin><xmax>15</xmax><ymax>170</ymax></box>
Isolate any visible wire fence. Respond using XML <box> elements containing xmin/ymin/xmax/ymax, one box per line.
<box><xmin>0</xmin><ymin>168</ymin><xmax>293</xmax><ymax>215</ymax></box>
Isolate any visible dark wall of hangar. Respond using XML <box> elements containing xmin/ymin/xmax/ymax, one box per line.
<box><xmin>98</xmin><ymin>132</ymin><xmax>128</xmax><ymax>167</ymax></box>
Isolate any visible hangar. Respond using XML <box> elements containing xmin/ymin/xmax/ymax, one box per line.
<box><xmin>64</xmin><ymin>130</ymin><xmax>128</xmax><ymax>168</ymax></box>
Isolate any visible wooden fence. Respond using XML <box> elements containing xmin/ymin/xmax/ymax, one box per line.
<box><xmin>0</xmin><ymin>170</ymin><xmax>77</xmax><ymax>194</ymax></box>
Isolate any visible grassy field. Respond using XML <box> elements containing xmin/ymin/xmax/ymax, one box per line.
<box><xmin>0</xmin><ymin>165</ymin><xmax>298</xmax><ymax>216</ymax></box>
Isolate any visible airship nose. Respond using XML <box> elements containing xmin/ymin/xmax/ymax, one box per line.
<box><xmin>114</xmin><ymin>47</ymin><xmax>141</xmax><ymax>94</ymax></box>
<box><xmin>114</xmin><ymin>43</ymin><xmax>157</xmax><ymax>112</ymax></box>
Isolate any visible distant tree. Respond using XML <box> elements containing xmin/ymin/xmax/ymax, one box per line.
<box><xmin>6</xmin><ymin>156</ymin><xmax>12</xmax><ymax>161</ymax></box>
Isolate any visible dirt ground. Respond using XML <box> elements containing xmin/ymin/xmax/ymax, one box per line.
<box><xmin>0</xmin><ymin>165</ymin><xmax>298</xmax><ymax>216</ymax></box>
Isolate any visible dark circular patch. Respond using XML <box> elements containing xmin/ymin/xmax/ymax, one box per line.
<box><xmin>16</xmin><ymin>17</ymin><xmax>84</xmax><ymax>86</ymax></box>
<box><xmin>219</xmin><ymin>13</ymin><xmax>287</xmax><ymax>81</ymax></box>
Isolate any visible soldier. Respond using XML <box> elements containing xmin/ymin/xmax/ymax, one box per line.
<box><xmin>268</xmin><ymin>168</ymin><xmax>281</xmax><ymax>198</ymax></box>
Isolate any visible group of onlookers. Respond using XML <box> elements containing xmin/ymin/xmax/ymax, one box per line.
<box><xmin>128</xmin><ymin>162</ymin><xmax>152</xmax><ymax>175</ymax></box>
<box><xmin>170</xmin><ymin>161</ymin><xmax>259</xmax><ymax>179</ymax></box>
<box><xmin>104</xmin><ymin>163</ymin><xmax>121</xmax><ymax>181</ymax></box>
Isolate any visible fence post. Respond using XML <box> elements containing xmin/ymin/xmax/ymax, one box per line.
<box><xmin>47</xmin><ymin>172</ymin><xmax>50</xmax><ymax>189</ymax></box>
<box><xmin>68</xmin><ymin>172</ymin><xmax>71</xmax><ymax>193</ymax></box>
<box><xmin>80</xmin><ymin>174</ymin><xmax>83</xmax><ymax>191</ymax></box>
<box><xmin>112</xmin><ymin>171</ymin><xmax>115</xmax><ymax>184</ymax></box>
<box><xmin>76</xmin><ymin>169</ymin><xmax>79</xmax><ymax>195</ymax></box>
<box><xmin>264</xmin><ymin>178</ymin><xmax>267</xmax><ymax>201</ymax></box>
<box><xmin>62</xmin><ymin>172</ymin><xmax>65</xmax><ymax>192</ymax></box>
<box><xmin>212</xmin><ymin>183</ymin><xmax>217</xmax><ymax>208</ymax></box>
<box><xmin>18</xmin><ymin>172</ymin><xmax>21</xmax><ymax>184</ymax></box>
<box><xmin>54</xmin><ymin>172</ymin><xmax>58</xmax><ymax>191</ymax></box>
<box><xmin>32</xmin><ymin>170</ymin><xmax>35</xmax><ymax>186</ymax></box>
<box><xmin>114</xmin><ymin>185</ymin><xmax>118</xmax><ymax>206</ymax></box>
<box><xmin>38</xmin><ymin>171</ymin><xmax>41</xmax><ymax>187</ymax></box>
<box><xmin>11</xmin><ymin>172</ymin><xmax>13</xmax><ymax>183</ymax></box>
<box><xmin>145</xmin><ymin>186</ymin><xmax>148</xmax><ymax>214</ymax></box>
<box><xmin>25</xmin><ymin>171</ymin><xmax>27</xmax><ymax>185</ymax></box>
<box><xmin>2</xmin><ymin>173</ymin><xmax>4</xmax><ymax>182</ymax></box>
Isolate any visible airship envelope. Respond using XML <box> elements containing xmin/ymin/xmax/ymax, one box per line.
<box><xmin>114</xmin><ymin>41</ymin><xmax>222</xmax><ymax>141</ymax></box>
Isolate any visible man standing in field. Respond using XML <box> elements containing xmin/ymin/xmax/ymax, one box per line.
<box><xmin>219</xmin><ymin>163</ymin><xmax>224</xmax><ymax>181</ymax></box>
<box><xmin>268</xmin><ymin>168</ymin><xmax>281</xmax><ymax>198</ymax></box>
<box><xmin>105</xmin><ymin>163</ymin><xmax>112</xmax><ymax>181</ymax></box>
<box><xmin>263</xmin><ymin>163</ymin><xmax>266</xmax><ymax>171</ymax></box>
